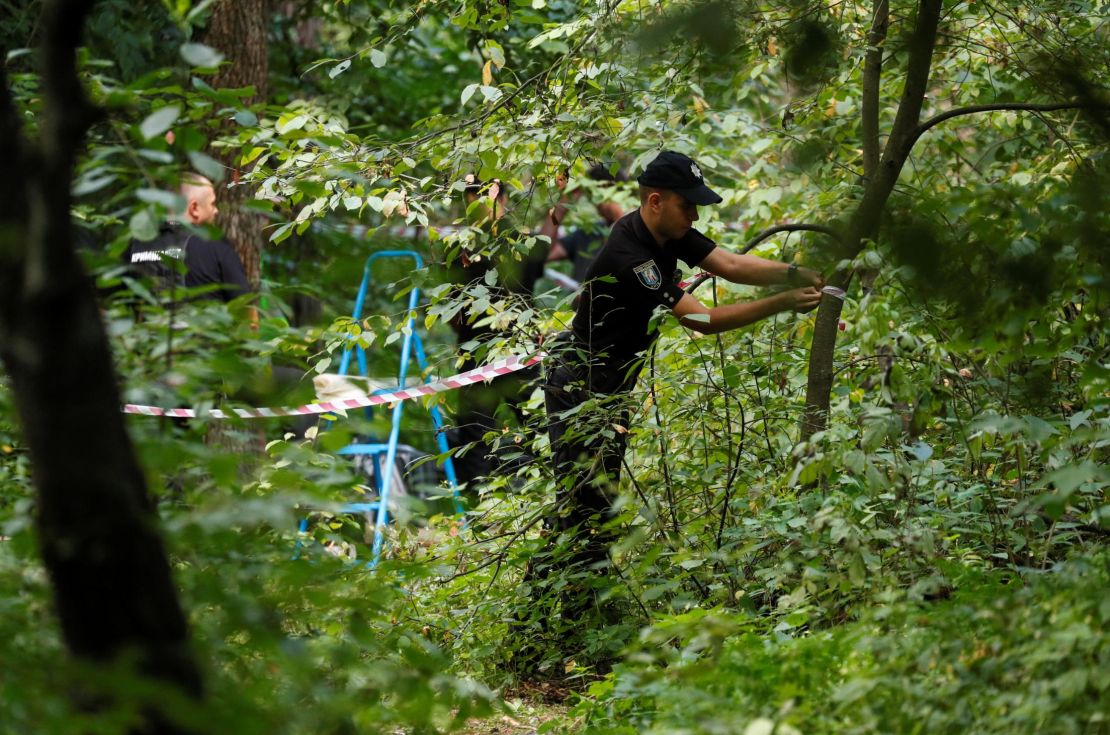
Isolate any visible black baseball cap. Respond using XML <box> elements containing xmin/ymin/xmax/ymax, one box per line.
<box><xmin>636</xmin><ymin>150</ymin><xmax>723</xmax><ymax>205</ymax></box>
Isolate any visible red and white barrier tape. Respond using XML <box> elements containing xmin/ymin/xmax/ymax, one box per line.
<box><xmin>544</xmin><ymin>268</ymin><xmax>580</xmax><ymax>292</ymax></box>
<box><xmin>123</xmin><ymin>353</ymin><xmax>545</xmax><ymax>420</ymax></box>
<box><xmin>122</xmin><ymin>280</ymin><xmax>842</xmax><ymax>421</ymax></box>
<box><xmin>678</xmin><ymin>272</ymin><xmax>710</xmax><ymax>290</ymax></box>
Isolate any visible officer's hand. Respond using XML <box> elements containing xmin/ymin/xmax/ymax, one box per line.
<box><xmin>787</xmin><ymin>286</ymin><xmax>823</xmax><ymax>313</ymax></box>
<box><xmin>799</xmin><ymin>266</ymin><xmax>825</xmax><ymax>289</ymax></box>
<box><xmin>789</xmin><ymin>265</ymin><xmax>825</xmax><ymax>289</ymax></box>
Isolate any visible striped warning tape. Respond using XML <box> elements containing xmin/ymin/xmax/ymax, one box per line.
<box><xmin>543</xmin><ymin>268</ymin><xmax>580</xmax><ymax>292</ymax></box>
<box><xmin>123</xmin><ymin>353</ymin><xmax>545</xmax><ymax>420</ymax></box>
<box><xmin>122</xmin><ymin>279</ymin><xmax>841</xmax><ymax>421</ymax></box>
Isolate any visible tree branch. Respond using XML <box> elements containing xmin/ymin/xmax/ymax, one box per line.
<box><xmin>875</xmin><ymin>0</ymin><xmax>943</xmax><ymax>192</ymax></box>
<box><xmin>0</xmin><ymin>64</ymin><xmax>29</xmax><ymax>335</ymax></box>
<box><xmin>861</xmin><ymin>0</ymin><xmax>889</xmax><ymax>181</ymax></box>
<box><xmin>39</xmin><ymin>0</ymin><xmax>101</xmax><ymax>167</ymax></box>
<box><xmin>743</xmin><ymin>223</ymin><xmax>842</xmax><ymax>252</ymax></box>
<box><xmin>30</xmin><ymin>0</ymin><xmax>103</xmax><ymax>291</ymax></box>
<box><xmin>913</xmin><ymin>102</ymin><xmax>1110</xmax><ymax>146</ymax></box>
<box><xmin>0</xmin><ymin>65</ymin><xmax>25</xmax><ymax>201</ymax></box>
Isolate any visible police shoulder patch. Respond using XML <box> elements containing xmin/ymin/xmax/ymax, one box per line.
<box><xmin>633</xmin><ymin>259</ymin><xmax>662</xmax><ymax>290</ymax></box>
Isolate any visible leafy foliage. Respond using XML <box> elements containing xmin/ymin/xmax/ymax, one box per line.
<box><xmin>2</xmin><ymin>0</ymin><xmax>1109</xmax><ymax>732</ymax></box>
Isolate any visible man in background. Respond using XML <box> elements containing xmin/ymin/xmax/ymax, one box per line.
<box><xmin>445</xmin><ymin>176</ymin><xmax>549</xmax><ymax>491</ymax></box>
<box><xmin>541</xmin><ymin>164</ymin><xmax>627</xmax><ymax>285</ymax></box>
<box><xmin>123</xmin><ymin>173</ymin><xmax>251</xmax><ymax>307</ymax></box>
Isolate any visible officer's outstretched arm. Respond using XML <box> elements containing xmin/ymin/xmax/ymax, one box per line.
<box><xmin>700</xmin><ymin>247</ymin><xmax>823</xmax><ymax>288</ymax></box>
<box><xmin>672</xmin><ymin>288</ymin><xmax>822</xmax><ymax>335</ymax></box>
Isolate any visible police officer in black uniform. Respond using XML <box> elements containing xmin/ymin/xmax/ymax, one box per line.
<box><xmin>544</xmin><ymin>150</ymin><xmax>825</xmax><ymax>570</ymax></box>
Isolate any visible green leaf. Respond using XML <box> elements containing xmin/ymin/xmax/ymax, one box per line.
<box><xmin>861</xmin><ymin>421</ymin><xmax>889</xmax><ymax>452</ymax></box>
<box><xmin>751</xmin><ymin>186</ymin><xmax>783</xmax><ymax>206</ymax></box>
<box><xmin>129</xmin><ymin>208</ymin><xmax>159</xmax><ymax>241</ymax></box>
<box><xmin>1022</xmin><ymin>415</ymin><xmax>1059</xmax><ymax>443</ymax></box>
<box><xmin>183</xmin><ymin>0</ymin><xmax>219</xmax><ymax>23</ymax></box>
<box><xmin>270</xmin><ymin>222</ymin><xmax>294</xmax><ymax>243</ymax></box>
<box><xmin>234</xmin><ymin>109</ymin><xmax>258</xmax><ymax>127</ymax></box>
<box><xmin>180</xmin><ymin>43</ymin><xmax>224</xmax><ymax>69</ymax></box>
<box><xmin>1068</xmin><ymin>410</ymin><xmax>1091</xmax><ymax>430</ymax></box>
<box><xmin>72</xmin><ymin>173</ymin><xmax>117</xmax><ymax>197</ymax></box>
<box><xmin>139</xmin><ymin>105</ymin><xmax>180</xmax><ymax>140</ymax></box>
<box><xmin>750</xmin><ymin>138</ymin><xmax>774</xmax><ymax>155</ymax></box>
<box><xmin>1041</xmin><ymin>461</ymin><xmax>1105</xmax><ymax>496</ymax></box>
<box><xmin>483</xmin><ymin>41</ymin><xmax>506</xmax><ymax>69</ymax></box>
<box><xmin>276</xmin><ymin>113</ymin><xmax>309</xmax><ymax>134</ymax></box>
<box><xmin>598</xmin><ymin>117</ymin><xmax>624</xmax><ymax>135</ymax></box>
<box><xmin>136</xmin><ymin>188</ymin><xmax>185</xmax><ymax>211</ymax></box>
<box><xmin>187</xmin><ymin>151</ymin><xmax>224</xmax><ymax>182</ymax></box>
<box><xmin>137</xmin><ymin>149</ymin><xmax>174</xmax><ymax>163</ymax></box>
<box><xmin>907</xmin><ymin>441</ymin><xmax>933</xmax><ymax>461</ymax></box>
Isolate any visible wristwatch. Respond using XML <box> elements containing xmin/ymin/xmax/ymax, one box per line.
<box><xmin>787</xmin><ymin>263</ymin><xmax>799</xmax><ymax>284</ymax></box>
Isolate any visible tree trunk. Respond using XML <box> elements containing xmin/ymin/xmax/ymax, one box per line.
<box><xmin>0</xmin><ymin>2</ymin><xmax>204</xmax><ymax>732</ymax></box>
<box><xmin>861</xmin><ymin>0</ymin><xmax>889</xmax><ymax>181</ymax></box>
<box><xmin>801</xmin><ymin>0</ymin><xmax>943</xmax><ymax>439</ymax></box>
<box><xmin>202</xmin><ymin>0</ymin><xmax>269</xmax><ymax>286</ymax></box>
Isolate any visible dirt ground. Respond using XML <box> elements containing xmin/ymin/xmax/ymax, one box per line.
<box><xmin>461</xmin><ymin>703</ymin><xmax>567</xmax><ymax>735</ymax></box>
<box><xmin>461</xmin><ymin>684</ymin><xmax>574</xmax><ymax>734</ymax></box>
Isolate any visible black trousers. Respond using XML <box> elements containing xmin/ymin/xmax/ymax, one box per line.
<box><xmin>542</xmin><ymin>348</ymin><xmax>636</xmax><ymax>567</ymax></box>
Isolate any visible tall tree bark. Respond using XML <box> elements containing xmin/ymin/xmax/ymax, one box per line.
<box><xmin>202</xmin><ymin>0</ymin><xmax>269</xmax><ymax>286</ymax></box>
<box><xmin>860</xmin><ymin>0</ymin><xmax>889</xmax><ymax>182</ymax></box>
<box><xmin>0</xmin><ymin>2</ymin><xmax>204</xmax><ymax>732</ymax></box>
<box><xmin>802</xmin><ymin>0</ymin><xmax>943</xmax><ymax>439</ymax></box>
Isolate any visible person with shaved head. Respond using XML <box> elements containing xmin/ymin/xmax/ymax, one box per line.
<box><xmin>123</xmin><ymin>173</ymin><xmax>249</xmax><ymax>304</ymax></box>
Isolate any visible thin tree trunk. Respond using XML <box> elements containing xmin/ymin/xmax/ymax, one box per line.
<box><xmin>203</xmin><ymin>0</ymin><xmax>269</xmax><ymax>286</ymax></box>
<box><xmin>0</xmin><ymin>2</ymin><xmax>204</xmax><ymax>732</ymax></box>
<box><xmin>861</xmin><ymin>0</ymin><xmax>889</xmax><ymax>181</ymax></box>
<box><xmin>802</xmin><ymin>0</ymin><xmax>943</xmax><ymax>439</ymax></box>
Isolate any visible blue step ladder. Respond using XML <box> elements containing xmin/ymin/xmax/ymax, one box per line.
<box><xmin>300</xmin><ymin>250</ymin><xmax>463</xmax><ymax>567</ymax></box>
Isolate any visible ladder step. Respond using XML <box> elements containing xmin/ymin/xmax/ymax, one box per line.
<box><xmin>337</xmin><ymin>444</ymin><xmax>392</xmax><ymax>455</ymax></box>
<box><xmin>340</xmin><ymin>502</ymin><xmax>381</xmax><ymax>514</ymax></box>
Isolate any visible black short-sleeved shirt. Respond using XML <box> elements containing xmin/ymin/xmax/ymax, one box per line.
<box><xmin>571</xmin><ymin>209</ymin><xmax>715</xmax><ymax>370</ymax></box>
<box><xmin>123</xmin><ymin>223</ymin><xmax>250</xmax><ymax>303</ymax></box>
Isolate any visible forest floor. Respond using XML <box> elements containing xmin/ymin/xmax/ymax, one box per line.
<box><xmin>462</xmin><ymin>683</ymin><xmax>574</xmax><ymax>734</ymax></box>
<box><xmin>462</xmin><ymin>699</ymin><xmax>569</xmax><ymax>735</ymax></box>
